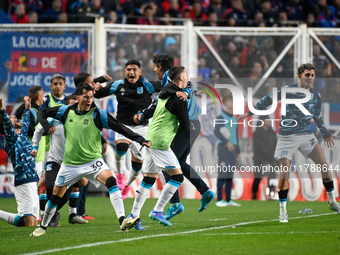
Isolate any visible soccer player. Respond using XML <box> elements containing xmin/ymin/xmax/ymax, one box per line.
<box><xmin>30</xmin><ymin>83</ymin><xmax>150</xmax><ymax>237</ymax></box>
<box><xmin>94</xmin><ymin>60</ymin><xmax>162</xmax><ymax>199</ymax></box>
<box><xmin>31</xmin><ymin>95</ymin><xmax>88</xmax><ymax>225</ymax></box>
<box><xmin>15</xmin><ymin>86</ymin><xmax>46</xmax><ymax>217</ymax></box>
<box><xmin>121</xmin><ymin>66</ymin><xmax>189</xmax><ymax>229</ymax></box>
<box><xmin>238</xmin><ymin>63</ymin><xmax>339</xmax><ymax>222</ymax></box>
<box><xmin>214</xmin><ymin>96</ymin><xmax>241</xmax><ymax>207</ymax></box>
<box><xmin>135</xmin><ymin>54</ymin><xmax>216</xmax><ymax>220</ymax></box>
<box><xmin>0</xmin><ymin>96</ymin><xmax>40</xmax><ymax>227</ymax></box>
<box><xmin>73</xmin><ymin>72</ymin><xmax>112</xmax><ymax>220</ymax></box>
<box><xmin>15</xmin><ymin>86</ymin><xmax>45</xmax><ymax>177</ymax></box>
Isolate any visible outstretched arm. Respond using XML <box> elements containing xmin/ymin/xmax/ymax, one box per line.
<box><xmin>37</xmin><ymin>106</ymin><xmax>65</xmax><ymax>134</ymax></box>
<box><xmin>97</xmin><ymin>108</ymin><xmax>151</xmax><ymax>147</ymax></box>
<box><xmin>0</xmin><ymin>98</ymin><xmax>16</xmax><ymax>146</ymax></box>
<box><xmin>30</xmin><ymin>124</ymin><xmax>44</xmax><ymax>157</ymax></box>
<box><xmin>20</xmin><ymin>96</ymin><xmax>31</xmax><ymax>136</ymax></box>
<box><xmin>135</xmin><ymin>97</ymin><xmax>158</xmax><ymax>122</ymax></box>
<box><xmin>2</xmin><ymin>61</ymin><xmax>11</xmax><ymax>91</ymax></box>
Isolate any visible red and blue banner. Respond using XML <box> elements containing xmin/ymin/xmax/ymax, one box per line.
<box><xmin>0</xmin><ymin>32</ymin><xmax>89</xmax><ymax>103</ymax></box>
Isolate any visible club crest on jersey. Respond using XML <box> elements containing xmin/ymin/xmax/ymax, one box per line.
<box><xmin>83</xmin><ymin>119</ymin><xmax>89</xmax><ymax>125</ymax></box>
<box><xmin>137</xmin><ymin>87</ymin><xmax>143</xmax><ymax>94</ymax></box>
<box><xmin>58</xmin><ymin>176</ymin><xmax>65</xmax><ymax>184</ymax></box>
<box><xmin>120</xmin><ymin>88</ymin><xmax>125</xmax><ymax>96</ymax></box>
<box><xmin>281</xmin><ymin>150</ymin><xmax>288</xmax><ymax>157</ymax></box>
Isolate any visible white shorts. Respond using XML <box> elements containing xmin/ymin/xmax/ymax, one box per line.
<box><xmin>115</xmin><ymin>124</ymin><xmax>148</xmax><ymax>161</ymax></box>
<box><xmin>55</xmin><ymin>158</ymin><xmax>109</xmax><ymax>188</ymax></box>
<box><xmin>274</xmin><ymin>133</ymin><xmax>318</xmax><ymax>161</ymax></box>
<box><xmin>142</xmin><ymin>147</ymin><xmax>180</xmax><ymax>174</ymax></box>
<box><xmin>14</xmin><ymin>182</ymin><xmax>39</xmax><ymax>220</ymax></box>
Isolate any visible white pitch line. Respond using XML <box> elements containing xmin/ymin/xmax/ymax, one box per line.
<box><xmin>202</xmin><ymin>231</ymin><xmax>340</xmax><ymax>236</ymax></box>
<box><xmin>21</xmin><ymin>212</ymin><xmax>336</xmax><ymax>255</ymax></box>
<box><xmin>209</xmin><ymin>218</ymin><xmax>227</xmax><ymax>221</ymax></box>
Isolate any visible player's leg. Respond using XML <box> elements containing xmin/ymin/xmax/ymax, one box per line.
<box><xmin>126</xmin><ymin>172</ymin><xmax>158</xmax><ymax>230</ymax></box>
<box><xmin>30</xmin><ymin>184</ymin><xmax>68</xmax><ymax>236</ymax></box>
<box><xmin>0</xmin><ymin>210</ymin><xmax>25</xmax><ymax>226</ymax></box>
<box><xmin>172</xmin><ymin>125</ymin><xmax>215</xmax><ymax>212</ymax></box>
<box><xmin>274</xmin><ymin>135</ymin><xmax>299</xmax><ymax>223</ymax></box>
<box><xmin>164</xmin><ymin>135</ymin><xmax>183</xmax><ymax>219</ymax></box>
<box><xmin>252</xmin><ymin>161</ymin><xmax>263</xmax><ymax>200</ymax></box>
<box><xmin>150</xmin><ymin>168</ymin><xmax>183</xmax><ymax>226</ymax></box>
<box><xmin>37</xmin><ymin>171</ymin><xmax>47</xmax><ymax>221</ymax></box>
<box><xmin>163</xmin><ymin>169</ymin><xmax>184</xmax><ymax>220</ymax></box>
<box><xmin>77</xmin><ymin>184</ymin><xmax>88</xmax><ymax>217</ymax></box>
<box><xmin>187</xmin><ymin>120</ymin><xmax>212</xmax><ymax>198</ymax></box>
<box><xmin>173</xmin><ymin>134</ymin><xmax>213</xmax><ymax>209</ymax></box>
<box><xmin>1</xmin><ymin>182</ymin><xmax>39</xmax><ymax>227</ymax></box>
<box><xmin>125</xmin><ymin>158</ymin><xmax>143</xmax><ymax>186</ymax></box>
<box><xmin>31</xmin><ymin>163</ymin><xmax>80</xmax><ymax>236</ymax></box>
<box><xmin>41</xmin><ymin>185</ymin><xmax>68</xmax><ymax>227</ymax></box>
<box><xmin>45</xmin><ymin>163</ymin><xmax>59</xmax><ymax>200</ymax></box>
<box><xmin>278</xmin><ymin>158</ymin><xmax>290</xmax><ymax>223</ymax></box>
<box><xmin>123</xmin><ymin>149</ymin><xmax>157</xmax><ymax>230</ymax></box>
<box><xmin>252</xmin><ymin>177</ymin><xmax>262</xmax><ymax>200</ymax></box>
<box><xmin>225</xmin><ymin>152</ymin><xmax>240</xmax><ymax>206</ymax></box>
<box><xmin>216</xmin><ymin>175</ymin><xmax>226</xmax><ymax>207</ymax></box>
<box><xmin>161</xmin><ymin>131</ymin><xmax>184</xmax><ymax>219</ymax></box>
<box><xmin>67</xmin><ymin>178</ymin><xmax>89</xmax><ymax>223</ymax></box>
<box><xmin>181</xmin><ymin>160</ymin><xmax>215</xmax><ymax>212</ymax></box>
<box><xmin>45</xmin><ymin>162</ymin><xmax>64</xmax><ymax>227</ymax></box>
<box><xmin>308</xmin><ymin>144</ymin><xmax>340</xmax><ymax>213</ymax></box>
<box><xmin>96</xmin><ymin>168</ymin><xmax>126</xmax><ymax>224</ymax></box>
<box><xmin>0</xmin><ymin>209</ymin><xmax>33</xmax><ymax>227</ymax></box>
<box><xmin>115</xmin><ymin>139</ymin><xmax>130</xmax><ymax>190</ymax></box>
<box><xmin>121</xmin><ymin>153</ymin><xmax>143</xmax><ymax>200</ymax></box>
<box><xmin>216</xmin><ymin>144</ymin><xmax>228</xmax><ymax>207</ymax></box>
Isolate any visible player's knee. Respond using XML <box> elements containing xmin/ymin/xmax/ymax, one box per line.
<box><xmin>16</xmin><ymin>217</ymin><xmax>25</xmax><ymax>227</ymax></box>
<box><xmin>105</xmin><ymin>176</ymin><xmax>117</xmax><ymax>189</ymax></box>
<box><xmin>49</xmin><ymin>194</ymin><xmax>62</xmax><ymax>206</ymax></box>
<box><xmin>142</xmin><ymin>176</ymin><xmax>156</xmax><ymax>186</ymax></box>
<box><xmin>131</xmin><ymin>161</ymin><xmax>143</xmax><ymax>173</ymax></box>
<box><xmin>116</xmin><ymin>143</ymin><xmax>129</xmax><ymax>156</ymax></box>
<box><xmin>170</xmin><ymin>174</ymin><xmax>184</xmax><ymax>184</ymax></box>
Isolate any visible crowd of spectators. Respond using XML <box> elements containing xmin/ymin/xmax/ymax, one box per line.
<box><xmin>1</xmin><ymin>0</ymin><xmax>340</xmax><ymax>27</ymax></box>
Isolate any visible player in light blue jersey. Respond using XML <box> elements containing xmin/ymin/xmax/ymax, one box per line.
<box><xmin>239</xmin><ymin>63</ymin><xmax>339</xmax><ymax>222</ymax></box>
<box><xmin>0</xmin><ymin>96</ymin><xmax>40</xmax><ymax>227</ymax></box>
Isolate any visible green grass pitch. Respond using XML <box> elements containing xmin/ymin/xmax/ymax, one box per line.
<box><xmin>0</xmin><ymin>197</ymin><xmax>339</xmax><ymax>255</ymax></box>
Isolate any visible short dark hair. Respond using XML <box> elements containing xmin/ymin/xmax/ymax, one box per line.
<box><xmin>74</xmin><ymin>73</ymin><xmax>91</xmax><ymax>88</ymax></box>
<box><xmin>64</xmin><ymin>94</ymin><xmax>77</xmax><ymax>105</ymax></box>
<box><xmin>125</xmin><ymin>59</ymin><xmax>141</xmax><ymax>68</ymax></box>
<box><xmin>297</xmin><ymin>63</ymin><xmax>315</xmax><ymax>75</ymax></box>
<box><xmin>28</xmin><ymin>86</ymin><xmax>43</xmax><ymax>102</ymax></box>
<box><xmin>168</xmin><ymin>66</ymin><xmax>185</xmax><ymax>82</ymax></box>
<box><xmin>75</xmin><ymin>83</ymin><xmax>93</xmax><ymax>95</ymax></box>
<box><xmin>50</xmin><ymin>74</ymin><xmax>66</xmax><ymax>83</ymax></box>
<box><xmin>153</xmin><ymin>54</ymin><xmax>174</xmax><ymax>72</ymax></box>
